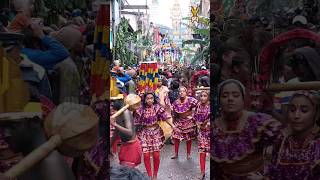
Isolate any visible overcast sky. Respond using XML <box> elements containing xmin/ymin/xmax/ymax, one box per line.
<box><xmin>126</xmin><ymin>0</ymin><xmax>191</xmax><ymax>28</ymax></box>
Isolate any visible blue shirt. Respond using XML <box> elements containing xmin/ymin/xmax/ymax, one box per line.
<box><xmin>22</xmin><ymin>35</ymin><xmax>70</xmax><ymax>70</ymax></box>
<box><xmin>111</xmin><ymin>72</ymin><xmax>132</xmax><ymax>84</ymax></box>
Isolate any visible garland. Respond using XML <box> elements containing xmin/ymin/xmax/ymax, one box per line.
<box><xmin>258</xmin><ymin>28</ymin><xmax>320</xmax><ymax>90</ymax></box>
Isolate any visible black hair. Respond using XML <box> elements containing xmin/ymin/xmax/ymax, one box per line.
<box><xmin>111</xmin><ymin>99</ymin><xmax>124</xmax><ymax>111</ymax></box>
<box><xmin>170</xmin><ymin>80</ymin><xmax>180</xmax><ymax>90</ymax></box>
<box><xmin>85</xmin><ymin>30</ymin><xmax>94</xmax><ymax>45</ymax></box>
<box><xmin>142</xmin><ymin>92</ymin><xmax>159</xmax><ymax>108</ymax></box>
<box><xmin>199</xmin><ymin>76</ymin><xmax>210</xmax><ymax>87</ymax></box>
<box><xmin>1</xmin><ymin>116</ymin><xmax>43</xmax><ymax>155</ymax></box>
<box><xmin>216</xmin><ymin>43</ymin><xmax>239</xmax><ymax>65</ymax></box>
<box><xmin>161</xmin><ymin>77</ymin><xmax>168</xmax><ymax>87</ymax></box>
<box><xmin>289</xmin><ymin>52</ymin><xmax>316</xmax><ymax>73</ymax></box>
<box><xmin>289</xmin><ymin>52</ymin><xmax>305</xmax><ymax>66</ymax></box>
<box><xmin>21</xmin><ymin>26</ymin><xmax>42</xmax><ymax>49</ymax></box>
<box><xmin>110</xmin><ymin>165</ymin><xmax>149</xmax><ymax>180</ymax></box>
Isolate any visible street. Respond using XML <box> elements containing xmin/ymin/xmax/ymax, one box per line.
<box><xmin>111</xmin><ymin>140</ymin><xmax>210</xmax><ymax>180</ymax></box>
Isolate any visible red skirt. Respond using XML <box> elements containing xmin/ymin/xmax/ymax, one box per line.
<box><xmin>118</xmin><ymin>138</ymin><xmax>142</xmax><ymax>168</ymax></box>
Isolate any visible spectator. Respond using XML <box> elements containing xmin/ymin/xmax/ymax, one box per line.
<box><xmin>0</xmin><ymin>32</ymin><xmax>74</xmax><ymax>180</ymax></box>
<box><xmin>111</xmin><ymin>66</ymin><xmax>132</xmax><ymax>94</ymax></box>
<box><xmin>21</xmin><ymin>23</ymin><xmax>70</xmax><ymax>70</ymax></box>
<box><xmin>217</xmin><ymin>44</ymin><xmax>238</xmax><ymax>81</ymax></box>
<box><xmin>168</xmin><ymin>80</ymin><xmax>180</xmax><ymax>104</ymax></box>
<box><xmin>50</xmin><ymin>26</ymin><xmax>85</xmax><ymax>104</ymax></box>
<box><xmin>288</xmin><ymin>46</ymin><xmax>320</xmax><ymax>82</ymax></box>
<box><xmin>10</xmin><ymin>0</ymin><xmax>33</xmax><ymax>32</ymax></box>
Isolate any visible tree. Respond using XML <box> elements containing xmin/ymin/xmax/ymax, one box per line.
<box><xmin>181</xmin><ymin>16</ymin><xmax>210</xmax><ymax>66</ymax></box>
<box><xmin>114</xmin><ymin>18</ymin><xmax>142</xmax><ymax>66</ymax></box>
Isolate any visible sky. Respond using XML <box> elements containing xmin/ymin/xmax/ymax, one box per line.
<box><xmin>126</xmin><ymin>0</ymin><xmax>191</xmax><ymax>28</ymax></box>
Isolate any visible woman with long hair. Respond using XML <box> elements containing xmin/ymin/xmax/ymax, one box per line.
<box><xmin>171</xmin><ymin>86</ymin><xmax>198</xmax><ymax>159</ymax></box>
<box><xmin>134</xmin><ymin>92</ymin><xmax>175</xmax><ymax>180</ymax></box>
<box><xmin>263</xmin><ymin>90</ymin><xmax>320</xmax><ymax>179</ymax></box>
<box><xmin>194</xmin><ymin>90</ymin><xmax>210</xmax><ymax>179</ymax></box>
<box><xmin>212</xmin><ymin>79</ymin><xmax>282</xmax><ymax>179</ymax></box>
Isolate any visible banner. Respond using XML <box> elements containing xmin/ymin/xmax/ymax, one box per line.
<box><xmin>91</xmin><ymin>3</ymin><xmax>111</xmax><ymax>100</ymax></box>
<box><xmin>137</xmin><ymin>62</ymin><xmax>159</xmax><ymax>94</ymax></box>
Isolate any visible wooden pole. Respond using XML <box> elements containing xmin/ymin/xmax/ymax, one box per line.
<box><xmin>194</xmin><ymin>87</ymin><xmax>210</xmax><ymax>91</ymax></box>
<box><xmin>265</xmin><ymin>82</ymin><xmax>320</xmax><ymax>92</ymax></box>
<box><xmin>5</xmin><ymin>135</ymin><xmax>62</xmax><ymax>178</ymax></box>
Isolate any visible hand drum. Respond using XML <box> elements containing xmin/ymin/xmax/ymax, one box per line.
<box><xmin>5</xmin><ymin>103</ymin><xmax>99</xmax><ymax>178</ymax></box>
<box><xmin>111</xmin><ymin>94</ymin><xmax>141</xmax><ymax>118</ymax></box>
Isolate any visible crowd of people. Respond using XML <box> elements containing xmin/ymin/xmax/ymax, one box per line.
<box><xmin>0</xmin><ymin>0</ymin><xmax>211</xmax><ymax>179</ymax></box>
<box><xmin>2</xmin><ymin>0</ymin><xmax>320</xmax><ymax>179</ymax></box>
<box><xmin>110</xmin><ymin>61</ymin><xmax>211</xmax><ymax>179</ymax></box>
<box><xmin>210</xmin><ymin>2</ymin><xmax>320</xmax><ymax>179</ymax></box>
<box><xmin>0</xmin><ymin>0</ymin><xmax>110</xmax><ymax>179</ymax></box>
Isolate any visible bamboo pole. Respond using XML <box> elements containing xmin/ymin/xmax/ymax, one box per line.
<box><xmin>265</xmin><ymin>82</ymin><xmax>320</xmax><ymax>92</ymax></box>
<box><xmin>5</xmin><ymin>135</ymin><xmax>62</xmax><ymax>178</ymax></box>
<box><xmin>194</xmin><ymin>87</ymin><xmax>210</xmax><ymax>91</ymax></box>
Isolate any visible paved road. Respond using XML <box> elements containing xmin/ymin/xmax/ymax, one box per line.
<box><xmin>111</xmin><ymin>140</ymin><xmax>210</xmax><ymax>180</ymax></box>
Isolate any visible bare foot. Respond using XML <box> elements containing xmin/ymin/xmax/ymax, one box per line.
<box><xmin>152</xmin><ymin>176</ymin><xmax>158</xmax><ymax>180</ymax></box>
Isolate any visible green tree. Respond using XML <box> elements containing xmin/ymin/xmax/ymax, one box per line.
<box><xmin>114</xmin><ymin>18</ymin><xmax>142</xmax><ymax>66</ymax></box>
<box><xmin>182</xmin><ymin>16</ymin><xmax>210</xmax><ymax>65</ymax></box>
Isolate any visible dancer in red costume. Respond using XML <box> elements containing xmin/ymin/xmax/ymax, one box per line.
<box><xmin>171</xmin><ymin>86</ymin><xmax>198</xmax><ymax>159</ymax></box>
<box><xmin>134</xmin><ymin>92</ymin><xmax>175</xmax><ymax>180</ymax></box>
<box><xmin>194</xmin><ymin>90</ymin><xmax>210</xmax><ymax>179</ymax></box>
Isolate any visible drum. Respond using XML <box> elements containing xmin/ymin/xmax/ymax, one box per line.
<box><xmin>158</xmin><ymin>120</ymin><xmax>173</xmax><ymax>142</ymax></box>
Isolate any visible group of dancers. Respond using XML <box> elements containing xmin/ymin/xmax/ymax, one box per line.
<box><xmin>110</xmin><ymin>82</ymin><xmax>210</xmax><ymax>180</ymax></box>
<box><xmin>212</xmin><ymin>79</ymin><xmax>320</xmax><ymax>179</ymax></box>
<box><xmin>110</xmin><ymin>77</ymin><xmax>320</xmax><ymax>179</ymax></box>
